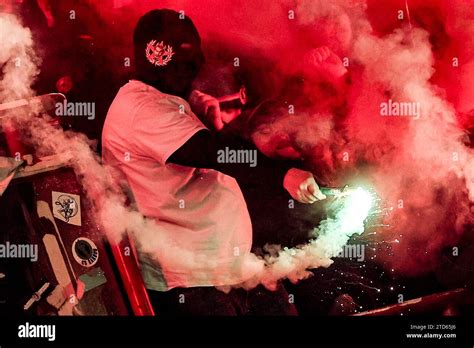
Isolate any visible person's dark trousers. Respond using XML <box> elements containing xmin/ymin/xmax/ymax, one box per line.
<box><xmin>147</xmin><ymin>283</ymin><xmax>298</xmax><ymax>316</ymax></box>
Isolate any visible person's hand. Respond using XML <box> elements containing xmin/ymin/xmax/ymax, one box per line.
<box><xmin>283</xmin><ymin>168</ymin><xmax>326</xmax><ymax>204</ymax></box>
<box><xmin>303</xmin><ymin>46</ymin><xmax>347</xmax><ymax>82</ymax></box>
<box><xmin>189</xmin><ymin>90</ymin><xmax>224</xmax><ymax>131</ymax></box>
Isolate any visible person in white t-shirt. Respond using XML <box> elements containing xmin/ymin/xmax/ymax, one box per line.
<box><xmin>102</xmin><ymin>9</ymin><xmax>325</xmax><ymax>315</ymax></box>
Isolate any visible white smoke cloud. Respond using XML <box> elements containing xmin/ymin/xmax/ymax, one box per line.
<box><xmin>345</xmin><ymin>17</ymin><xmax>474</xmax><ymax>273</ymax></box>
<box><xmin>0</xmin><ymin>14</ymin><xmax>39</xmax><ymax>101</ymax></box>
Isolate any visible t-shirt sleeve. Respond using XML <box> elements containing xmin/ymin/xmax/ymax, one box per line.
<box><xmin>131</xmin><ymin>99</ymin><xmax>207</xmax><ymax>165</ymax></box>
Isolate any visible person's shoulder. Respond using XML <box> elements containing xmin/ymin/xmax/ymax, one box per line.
<box><xmin>154</xmin><ymin>90</ymin><xmax>191</xmax><ymax>112</ymax></box>
<box><xmin>116</xmin><ymin>81</ymin><xmax>171</xmax><ymax>112</ymax></box>
<box><xmin>119</xmin><ymin>80</ymin><xmax>162</xmax><ymax>101</ymax></box>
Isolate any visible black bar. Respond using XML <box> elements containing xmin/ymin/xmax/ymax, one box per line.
<box><xmin>0</xmin><ymin>316</ymin><xmax>473</xmax><ymax>346</ymax></box>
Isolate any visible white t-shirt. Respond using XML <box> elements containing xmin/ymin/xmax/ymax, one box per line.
<box><xmin>102</xmin><ymin>80</ymin><xmax>253</xmax><ymax>291</ymax></box>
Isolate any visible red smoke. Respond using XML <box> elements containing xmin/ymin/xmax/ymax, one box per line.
<box><xmin>24</xmin><ymin>0</ymin><xmax>474</xmax><ymax>276</ymax></box>
<box><xmin>88</xmin><ymin>0</ymin><xmax>474</xmax><ymax>275</ymax></box>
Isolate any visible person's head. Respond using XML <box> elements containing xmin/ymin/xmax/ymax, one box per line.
<box><xmin>133</xmin><ymin>9</ymin><xmax>204</xmax><ymax>98</ymax></box>
<box><xmin>246</xmin><ymin>101</ymin><xmax>303</xmax><ymax>160</ymax></box>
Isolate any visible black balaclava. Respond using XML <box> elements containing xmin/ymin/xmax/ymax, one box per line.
<box><xmin>133</xmin><ymin>9</ymin><xmax>204</xmax><ymax>99</ymax></box>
